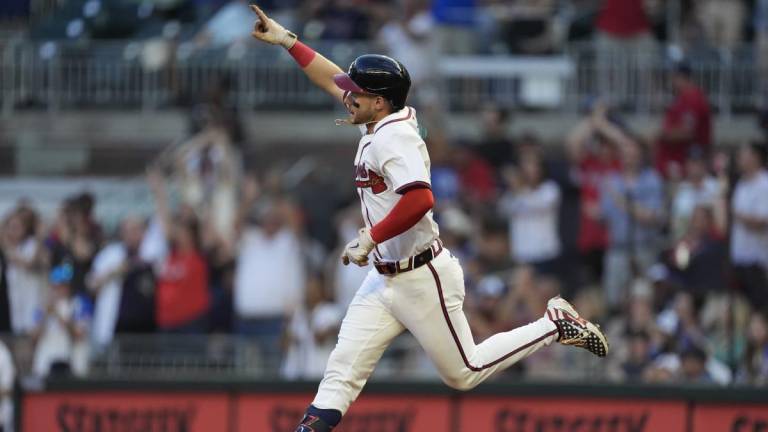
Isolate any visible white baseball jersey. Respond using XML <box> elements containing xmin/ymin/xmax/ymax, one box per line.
<box><xmin>352</xmin><ymin>106</ymin><xmax>439</xmax><ymax>261</ymax></box>
<box><xmin>311</xmin><ymin>105</ymin><xmax>560</xmax><ymax>417</ymax></box>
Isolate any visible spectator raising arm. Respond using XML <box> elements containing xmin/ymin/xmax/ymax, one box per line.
<box><xmin>0</xmin><ymin>226</ymin><xmax>47</xmax><ymax>273</ymax></box>
<box><xmin>146</xmin><ymin>168</ymin><xmax>173</xmax><ymax>244</ymax></box>
<box><xmin>565</xmin><ymin>117</ymin><xmax>594</xmax><ymax>163</ymax></box>
<box><xmin>591</xmin><ymin>105</ymin><xmax>635</xmax><ymax>151</ymax></box>
<box><xmin>233</xmin><ymin>174</ymin><xmax>261</xmax><ymax>239</ymax></box>
<box><xmin>565</xmin><ymin>102</ymin><xmax>633</xmax><ymax>162</ymax></box>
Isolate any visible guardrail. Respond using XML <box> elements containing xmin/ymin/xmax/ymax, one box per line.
<box><xmin>3</xmin><ymin>330</ymin><xmax>607</xmax><ymax>385</ymax></box>
<box><xmin>1</xmin><ymin>39</ymin><xmax>764</xmax><ymax>115</ymax></box>
<box><xmin>564</xmin><ymin>43</ymin><xmax>762</xmax><ymax>117</ymax></box>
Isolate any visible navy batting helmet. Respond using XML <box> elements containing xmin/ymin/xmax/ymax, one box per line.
<box><xmin>333</xmin><ymin>54</ymin><xmax>411</xmax><ymax>111</ymax></box>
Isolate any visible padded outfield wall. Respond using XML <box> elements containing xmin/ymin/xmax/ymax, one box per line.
<box><xmin>19</xmin><ymin>379</ymin><xmax>768</xmax><ymax>432</ymax></box>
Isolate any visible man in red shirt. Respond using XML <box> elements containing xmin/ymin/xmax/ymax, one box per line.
<box><xmin>655</xmin><ymin>62</ymin><xmax>712</xmax><ymax>179</ymax></box>
<box><xmin>156</xmin><ymin>242</ymin><xmax>210</xmax><ymax>332</ymax></box>
<box><xmin>595</xmin><ymin>0</ymin><xmax>657</xmax><ymax>106</ymax></box>
<box><xmin>566</xmin><ymin>102</ymin><xmax>627</xmax><ymax>282</ymax></box>
<box><xmin>596</xmin><ymin>0</ymin><xmax>652</xmax><ymax>39</ymax></box>
<box><xmin>148</xmin><ymin>169</ymin><xmax>211</xmax><ymax>333</ymax></box>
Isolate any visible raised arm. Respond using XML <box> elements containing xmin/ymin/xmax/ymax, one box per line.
<box><xmin>564</xmin><ymin>117</ymin><xmax>593</xmax><ymax>163</ymax></box>
<box><xmin>146</xmin><ymin>168</ymin><xmax>173</xmax><ymax>244</ymax></box>
<box><xmin>250</xmin><ymin>4</ymin><xmax>345</xmax><ymax>104</ymax></box>
<box><xmin>590</xmin><ymin>103</ymin><xmax>635</xmax><ymax>151</ymax></box>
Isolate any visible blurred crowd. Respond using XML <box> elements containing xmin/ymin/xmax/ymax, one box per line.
<box><xmin>10</xmin><ymin>0</ymin><xmax>768</xmax><ymax>54</ymax></box>
<box><xmin>0</xmin><ymin>54</ymin><xmax>767</xmax><ymax>393</ymax></box>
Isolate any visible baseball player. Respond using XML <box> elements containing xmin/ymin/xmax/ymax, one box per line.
<box><xmin>249</xmin><ymin>6</ymin><xmax>610</xmax><ymax>432</ymax></box>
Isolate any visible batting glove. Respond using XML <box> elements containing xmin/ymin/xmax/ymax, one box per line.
<box><xmin>250</xmin><ymin>4</ymin><xmax>297</xmax><ymax>49</ymax></box>
<box><xmin>342</xmin><ymin>228</ymin><xmax>376</xmax><ymax>267</ymax></box>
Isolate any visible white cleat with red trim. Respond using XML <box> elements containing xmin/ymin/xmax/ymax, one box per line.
<box><xmin>546</xmin><ymin>296</ymin><xmax>609</xmax><ymax>357</ymax></box>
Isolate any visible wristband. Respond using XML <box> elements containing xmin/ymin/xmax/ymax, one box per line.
<box><xmin>288</xmin><ymin>40</ymin><xmax>316</xmax><ymax>68</ymax></box>
<box><xmin>280</xmin><ymin>30</ymin><xmax>298</xmax><ymax>49</ymax></box>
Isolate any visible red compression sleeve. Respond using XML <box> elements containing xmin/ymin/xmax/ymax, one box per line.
<box><xmin>288</xmin><ymin>41</ymin><xmax>316</xmax><ymax>68</ymax></box>
<box><xmin>370</xmin><ymin>187</ymin><xmax>434</xmax><ymax>243</ymax></box>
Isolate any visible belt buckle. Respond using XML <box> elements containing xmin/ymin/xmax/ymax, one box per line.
<box><xmin>376</xmin><ymin>262</ymin><xmax>397</xmax><ymax>275</ymax></box>
<box><xmin>383</xmin><ymin>262</ymin><xmax>395</xmax><ymax>275</ymax></box>
<box><xmin>431</xmin><ymin>239</ymin><xmax>443</xmax><ymax>257</ymax></box>
<box><xmin>377</xmin><ymin>239</ymin><xmax>442</xmax><ymax>275</ymax></box>
<box><xmin>390</xmin><ymin>262</ymin><xmax>400</xmax><ymax>274</ymax></box>
<box><xmin>395</xmin><ymin>257</ymin><xmax>412</xmax><ymax>273</ymax></box>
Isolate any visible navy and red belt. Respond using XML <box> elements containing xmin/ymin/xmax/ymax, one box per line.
<box><xmin>374</xmin><ymin>239</ymin><xmax>443</xmax><ymax>276</ymax></box>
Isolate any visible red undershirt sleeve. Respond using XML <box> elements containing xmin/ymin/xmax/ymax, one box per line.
<box><xmin>288</xmin><ymin>41</ymin><xmax>317</xmax><ymax>68</ymax></box>
<box><xmin>370</xmin><ymin>187</ymin><xmax>434</xmax><ymax>244</ymax></box>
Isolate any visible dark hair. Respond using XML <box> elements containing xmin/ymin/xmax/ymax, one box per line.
<box><xmin>752</xmin><ymin>309</ymin><xmax>768</xmax><ymax>328</ymax></box>
<box><xmin>748</xmin><ymin>141</ymin><xmax>768</xmax><ymax>166</ymax></box>
<box><xmin>173</xmin><ymin>214</ymin><xmax>202</xmax><ymax>252</ymax></box>
<box><xmin>186</xmin><ymin>216</ymin><xmax>202</xmax><ymax>251</ymax></box>
<box><xmin>481</xmin><ymin>215</ymin><xmax>507</xmax><ymax>236</ymax></box>
<box><xmin>491</xmin><ymin>105</ymin><xmax>510</xmax><ymax>124</ymax></box>
<box><xmin>15</xmin><ymin>206</ymin><xmax>39</xmax><ymax>239</ymax></box>
<box><xmin>77</xmin><ymin>192</ymin><xmax>95</xmax><ymax>214</ymax></box>
<box><xmin>519</xmin><ymin>151</ymin><xmax>546</xmax><ymax>186</ymax></box>
<box><xmin>672</xmin><ymin>60</ymin><xmax>693</xmax><ymax>78</ymax></box>
<box><xmin>758</xmin><ymin>108</ymin><xmax>768</xmax><ymax>130</ymax></box>
<box><xmin>680</xmin><ymin>344</ymin><xmax>707</xmax><ymax>362</ymax></box>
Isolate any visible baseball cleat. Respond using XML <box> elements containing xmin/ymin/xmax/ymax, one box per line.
<box><xmin>546</xmin><ymin>296</ymin><xmax>609</xmax><ymax>357</ymax></box>
<box><xmin>295</xmin><ymin>415</ymin><xmax>331</xmax><ymax>432</ymax></box>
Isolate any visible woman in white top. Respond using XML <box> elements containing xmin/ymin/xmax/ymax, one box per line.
<box><xmin>730</xmin><ymin>142</ymin><xmax>768</xmax><ymax>309</ymax></box>
<box><xmin>499</xmin><ymin>152</ymin><xmax>562</xmax><ymax>275</ymax></box>
<box><xmin>670</xmin><ymin>151</ymin><xmax>725</xmax><ymax>241</ymax></box>
<box><xmin>1</xmin><ymin>208</ymin><xmax>47</xmax><ymax>335</ymax></box>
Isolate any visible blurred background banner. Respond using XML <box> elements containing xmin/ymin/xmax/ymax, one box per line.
<box><xmin>18</xmin><ymin>380</ymin><xmax>768</xmax><ymax>431</ymax></box>
<box><xmin>236</xmin><ymin>394</ymin><xmax>451</xmax><ymax>431</ymax></box>
<box><xmin>459</xmin><ymin>397</ymin><xmax>685</xmax><ymax>431</ymax></box>
<box><xmin>24</xmin><ymin>392</ymin><xmax>230</xmax><ymax>431</ymax></box>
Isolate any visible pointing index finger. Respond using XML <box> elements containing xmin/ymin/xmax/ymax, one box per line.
<box><xmin>250</xmin><ymin>4</ymin><xmax>269</xmax><ymax>28</ymax></box>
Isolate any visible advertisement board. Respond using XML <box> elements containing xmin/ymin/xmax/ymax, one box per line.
<box><xmin>459</xmin><ymin>397</ymin><xmax>688</xmax><ymax>432</ymax></box>
<box><xmin>21</xmin><ymin>388</ymin><xmax>768</xmax><ymax>432</ymax></box>
<box><xmin>692</xmin><ymin>403</ymin><xmax>768</xmax><ymax>432</ymax></box>
<box><xmin>236</xmin><ymin>393</ymin><xmax>452</xmax><ymax>432</ymax></box>
<box><xmin>23</xmin><ymin>392</ymin><xmax>230</xmax><ymax>432</ymax></box>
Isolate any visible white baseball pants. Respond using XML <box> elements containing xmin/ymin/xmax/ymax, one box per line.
<box><xmin>312</xmin><ymin>249</ymin><xmax>558</xmax><ymax>414</ymax></box>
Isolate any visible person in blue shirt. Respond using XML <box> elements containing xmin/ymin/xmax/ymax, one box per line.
<box><xmin>431</xmin><ymin>0</ymin><xmax>476</xmax><ymax>54</ymax></box>
<box><xmin>600</xmin><ymin>139</ymin><xmax>665</xmax><ymax>311</ymax></box>
<box><xmin>31</xmin><ymin>264</ymin><xmax>93</xmax><ymax>377</ymax></box>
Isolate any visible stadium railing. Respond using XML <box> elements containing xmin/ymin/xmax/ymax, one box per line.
<box><xmin>3</xmin><ymin>331</ymin><xmax>606</xmax><ymax>382</ymax></box>
<box><xmin>0</xmin><ymin>177</ymin><xmax>153</xmax><ymax>230</ymax></box>
<box><xmin>2</xmin><ymin>39</ymin><xmax>762</xmax><ymax>115</ymax></box>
